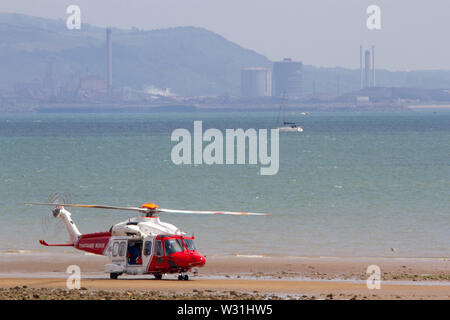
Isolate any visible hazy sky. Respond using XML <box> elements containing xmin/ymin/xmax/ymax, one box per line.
<box><xmin>1</xmin><ymin>0</ymin><xmax>450</xmax><ymax>71</ymax></box>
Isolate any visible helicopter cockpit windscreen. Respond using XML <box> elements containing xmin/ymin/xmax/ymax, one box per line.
<box><xmin>183</xmin><ymin>238</ymin><xmax>197</xmax><ymax>251</ymax></box>
<box><xmin>164</xmin><ymin>238</ymin><xmax>184</xmax><ymax>255</ymax></box>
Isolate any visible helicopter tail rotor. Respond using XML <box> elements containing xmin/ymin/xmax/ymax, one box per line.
<box><xmin>48</xmin><ymin>191</ymin><xmax>59</xmax><ymax>205</ymax></box>
<box><xmin>52</xmin><ymin>207</ymin><xmax>61</xmax><ymax>218</ymax></box>
<box><xmin>29</xmin><ymin>192</ymin><xmax>82</xmax><ymax>245</ymax></box>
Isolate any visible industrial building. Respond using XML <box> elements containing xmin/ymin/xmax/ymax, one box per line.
<box><xmin>360</xmin><ymin>45</ymin><xmax>376</xmax><ymax>88</ymax></box>
<box><xmin>241</xmin><ymin>67</ymin><xmax>272</xmax><ymax>97</ymax></box>
<box><xmin>364</xmin><ymin>50</ymin><xmax>371</xmax><ymax>88</ymax></box>
<box><xmin>272</xmin><ymin>58</ymin><xmax>303</xmax><ymax>98</ymax></box>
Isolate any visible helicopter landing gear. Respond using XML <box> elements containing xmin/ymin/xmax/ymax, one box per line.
<box><xmin>178</xmin><ymin>274</ymin><xmax>189</xmax><ymax>281</ymax></box>
<box><xmin>110</xmin><ymin>272</ymin><xmax>120</xmax><ymax>280</ymax></box>
<box><xmin>154</xmin><ymin>273</ymin><xmax>163</xmax><ymax>280</ymax></box>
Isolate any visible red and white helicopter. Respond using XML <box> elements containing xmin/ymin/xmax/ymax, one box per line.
<box><xmin>25</xmin><ymin>200</ymin><xmax>269</xmax><ymax>280</ymax></box>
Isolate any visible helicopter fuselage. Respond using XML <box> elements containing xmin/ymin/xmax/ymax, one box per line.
<box><xmin>41</xmin><ymin>209</ymin><xmax>206</xmax><ymax>279</ymax></box>
<box><xmin>30</xmin><ymin>199</ymin><xmax>267</xmax><ymax>279</ymax></box>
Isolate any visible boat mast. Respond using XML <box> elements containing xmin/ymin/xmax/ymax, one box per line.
<box><xmin>276</xmin><ymin>92</ymin><xmax>286</xmax><ymax>126</ymax></box>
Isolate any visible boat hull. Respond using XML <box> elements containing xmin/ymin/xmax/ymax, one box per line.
<box><xmin>278</xmin><ymin>126</ymin><xmax>303</xmax><ymax>132</ymax></box>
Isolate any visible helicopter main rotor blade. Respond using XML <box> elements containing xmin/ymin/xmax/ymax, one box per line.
<box><xmin>24</xmin><ymin>202</ymin><xmax>149</xmax><ymax>213</ymax></box>
<box><xmin>158</xmin><ymin>208</ymin><xmax>270</xmax><ymax>216</ymax></box>
<box><xmin>25</xmin><ymin>202</ymin><xmax>270</xmax><ymax>216</ymax></box>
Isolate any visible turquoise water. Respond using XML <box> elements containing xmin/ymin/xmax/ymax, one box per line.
<box><xmin>0</xmin><ymin>111</ymin><xmax>449</xmax><ymax>258</ymax></box>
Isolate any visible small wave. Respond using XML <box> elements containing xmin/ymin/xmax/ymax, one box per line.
<box><xmin>83</xmin><ymin>252</ymin><xmax>97</xmax><ymax>256</ymax></box>
<box><xmin>234</xmin><ymin>254</ymin><xmax>266</xmax><ymax>258</ymax></box>
<box><xmin>1</xmin><ymin>250</ymin><xmax>34</xmax><ymax>255</ymax></box>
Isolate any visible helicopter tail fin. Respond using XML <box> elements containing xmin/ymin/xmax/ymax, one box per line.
<box><xmin>53</xmin><ymin>207</ymin><xmax>82</xmax><ymax>244</ymax></box>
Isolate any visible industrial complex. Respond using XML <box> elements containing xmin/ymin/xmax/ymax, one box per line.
<box><xmin>2</xmin><ymin>24</ymin><xmax>450</xmax><ymax>113</ymax></box>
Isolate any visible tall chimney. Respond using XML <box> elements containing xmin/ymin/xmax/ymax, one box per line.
<box><xmin>106</xmin><ymin>28</ymin><xmax>112</xmax><ymax>96</ymax></box>
<box><xmin>364</xmin><ymin>50</ymin><xmax>371</xmax><ymax>88</ymax></box>
<box><xmin>360</xmin><ymin>45</ymin><xmax>363</xmax><ymax>89</ymax></box>
<box><xmin>371</xmin><ymin>45</ymin><xmax>375</xmax><ymax>87</ymax></box>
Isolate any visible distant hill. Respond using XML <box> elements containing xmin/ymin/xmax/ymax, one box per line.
<box><xmin>0</xmin><ymin>13</ymin><xmax>271</xmax><ymax>96</ymax></box>
<box><xmin>1</xmin><ymin>13</ymin><xmax>450</xmax><ymax>97</ymax></box>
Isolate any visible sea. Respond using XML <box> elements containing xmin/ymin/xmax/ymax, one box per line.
<box><xmin>0</xmin><ymin>110</ymin><xmax>449</xmax><ymax>259</ymax></box>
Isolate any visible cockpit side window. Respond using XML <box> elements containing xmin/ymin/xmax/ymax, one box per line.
<box><xmin>184</xmin><ymin>239</ymin><xmax>197</xmax><ymax>251</ymax></box>
<box><xmin>164</xmin><ymin>239</ymin><xmax>183</xmax><ymax>256</ymax></box>
<box><xmin>176</xmin><ymin>239</ymin><xmax>185</xmax><ymax>250</ymax></box>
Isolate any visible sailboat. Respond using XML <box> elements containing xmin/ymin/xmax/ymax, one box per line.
<box><xmin>276</xmin><ymin>93</ymin><xmax>303</xmax><ymax>132</ymax></box>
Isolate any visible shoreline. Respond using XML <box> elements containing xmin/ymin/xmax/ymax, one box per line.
<box><xmin>1</xmin><ymin>253</ymin><xmax>448</xmax><ymax>280</ymax></box>
<box><xmin>0</xmin><ymin>254</ymin><xmax>448</xmax><ymax>299</ymax></box>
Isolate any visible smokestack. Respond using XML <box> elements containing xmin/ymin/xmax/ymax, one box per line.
<box><xmin>360</xmin><ymin>45</ymin><xmax>363</xmax><ymax>89</ymax></box>
<box><xmin>364</xmin><ymin>50</ymin><xmax>371</xmax><ymax>88</ymax></box>
<box><xmin>106</xmin><ymin>28</ymin><xmax>112</xmax><ymax>96</ymax></box>
<box><xmin>371</xmin><ymin>45</ymin><xmax>375</xmax><ymax>87</ymax></box>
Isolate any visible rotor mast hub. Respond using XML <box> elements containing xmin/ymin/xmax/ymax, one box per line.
<box><xmin>141</xmin><ymin>203</ymin><xmax>160</xmax><ymax>217</ymax></box>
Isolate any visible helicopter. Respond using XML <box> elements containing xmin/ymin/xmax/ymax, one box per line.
<box><xmin>25</xmin><ymin>200</ymin><xmax>269</xmax><ymax>280</ymax></box>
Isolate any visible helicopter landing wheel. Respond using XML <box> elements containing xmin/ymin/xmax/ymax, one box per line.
<box><xmin>178</xmin><ymin>274</ymin><xmax>189</xmax><ymax>281</ymax></box>
<box><xmin>154</xmin><ymin>273</ymin><xmax>163</xmax><ymax>280</ymax></box>
<box><xmin>110</xmin><ymin>273</ymin><xmax>119</xmax><ymax>280</ymax></box>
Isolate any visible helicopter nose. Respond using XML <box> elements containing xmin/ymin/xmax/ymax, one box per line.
<box><xmin>190</xmin><ymin>252</ymin><xmax>206</xmax><ymax>267</ymax></box>
<box><xmin>197</xmin><ymin>255</ymin><xmax>206</xmax><ymax>266</ymax></box>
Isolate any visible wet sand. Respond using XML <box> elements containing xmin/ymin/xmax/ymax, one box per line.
<box><xmin>0</xmin><ymin>277</ymin><xmax>449</xmax><ymax>300</ymax></box>
<box><xmin>0</xmin><ymin>254</ymin><xmax>448</xmax><ymax>300</ymax></box>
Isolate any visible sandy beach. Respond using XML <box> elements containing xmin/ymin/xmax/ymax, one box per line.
<box><xmin>0</xmin><ymin>254</ymin><xmax>448</xmax><ymax>300</ymax></box>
